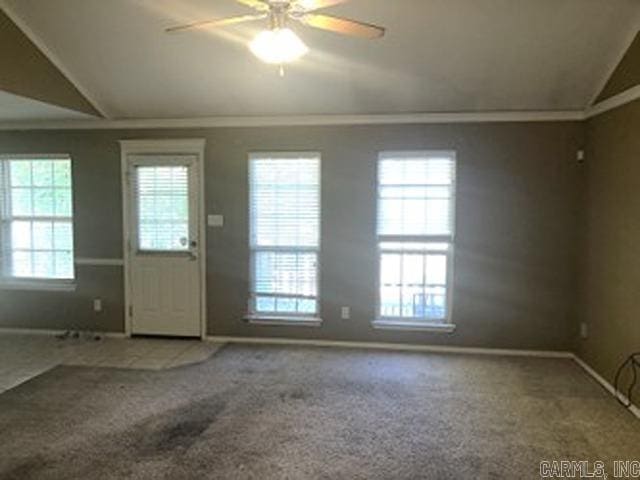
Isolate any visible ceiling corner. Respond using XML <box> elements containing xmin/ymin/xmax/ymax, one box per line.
<box><xmin>0</xmin><ymin>2</ymin><xmax>110</xmax><ymax>118</ymax></box>
<box><xmin>589</xmin><ymin>28</ymin><xmax>640</xmax><ymax>107</ymax></box>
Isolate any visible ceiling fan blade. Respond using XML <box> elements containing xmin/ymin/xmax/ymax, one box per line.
<box><xmin>234</xmin><ymin>0</ymin><xmax>270</xmax><ymax>11</ymax></box>
<box><xmin>300</xmin><ymin>14</ymin><xmax>385</xmax><ymax>39</ymax></box>
<box><xmin>166</xmin><ymin>14</ymin><xmax>266</xmax><ymax>33</ymax></box>
<box><xmin>293</xmin><ymin>0</ymin><xmax>351</xmax><ymax>11</ymax></box>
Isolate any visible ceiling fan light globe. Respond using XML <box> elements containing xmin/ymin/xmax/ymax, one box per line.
<box><xmin>249</xmin><ymin>28</ymin><xmax>309</xmax><ymax>64</ymax></box>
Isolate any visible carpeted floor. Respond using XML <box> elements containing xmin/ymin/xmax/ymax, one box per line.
<box><xmin>0</xmin><ymin>344</ymin><xmax>638</xmax><ymax>479</ymax></box>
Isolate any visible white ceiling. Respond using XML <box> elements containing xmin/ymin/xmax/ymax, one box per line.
<box><xmin>0</xmin><ymin>90</ymin><xmax>94</xmax><ymax>121</ymax></box>
<box><xmin>3</xmin><ymin>0</ymin><xmax>640</xmax><ymax>119</ymax></box>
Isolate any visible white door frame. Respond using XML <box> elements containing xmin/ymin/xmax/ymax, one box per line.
<box><xmin>119</xmin><ymin>139</ymin><xmax>207</xmax><ymax>339</ymax></box>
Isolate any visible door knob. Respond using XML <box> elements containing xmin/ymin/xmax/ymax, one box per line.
<box><xmin>189</xmin><ymin>240</ymin><xmax>198</xmax><ymax>261</ymax></box>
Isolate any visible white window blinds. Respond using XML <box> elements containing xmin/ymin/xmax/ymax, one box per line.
<box><xmin>249</xmin><ymin>153</ymin><xmax>320</xmax><ymax>317</ymax></box>
<box><xmin>250</xmin><ymin>156</ymin><xmax>320</xmax><ymax>248</ymax></box>
<box><xmin>0</xmin><ymin>157</ymin><xmax>74</xmax><ymax>280</ymax></box>
<box><xmin>135</xmin><ymin>165</ymin><xmax>190</xmax><ymax>251</ymax></box>
<box><xmin>376</xmin><ymin>152</ymin><xmax>456</xmax><ymax>323</ymax></box>
<box><xmin>378</xmin><ymin>153</ymin><xmax>455</xmax><ymax>237</ymax></box>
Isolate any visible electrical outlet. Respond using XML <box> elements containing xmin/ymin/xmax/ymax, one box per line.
<box><xmin>341</xmin><ymin>306</ymin><xmax>351</xmax><ymax>320</ymax></box>
<box><xmin>93</xmin><ymin>298</ymin><xmax>103</xmax><ymax>313</ymax></box>
<box><xmin>207</xmin><ymin>214</ymin><xmax>224</xmax><ymax>227</ymax></box>
<box><xmin>580</xmin><ymin>322</ymin><xmax>588</xmax><ymax>339</ymax></box>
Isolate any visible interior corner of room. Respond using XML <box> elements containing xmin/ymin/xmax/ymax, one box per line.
<box><xmin>0</xmin><ymin>1</ymin><xmax>639</xmax><ymax>477</ymax></box>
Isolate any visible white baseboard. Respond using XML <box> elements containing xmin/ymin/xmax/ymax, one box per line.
<box><xmin>100</xmin><ymin>332</ymin><xmax>129</xmax><ymax>339</ymax></box>
<box><xmin>0</xmin><ymin>327</ymin><xmax>67</xmax><ymax>336</ymax></box>
<box><xmin>572</xmin><ymin>354</ymin><xmax>640</xmax><ymax>419</ymax></box>
<box><xmin>206</xmin><ymin>335</ymin><xmax>573</xmax><ymax>358</ymax></box>
<box><xmin>0</xmin><ymin>327</ymin><xmax>128</xmax><ymax>339</ymax></box>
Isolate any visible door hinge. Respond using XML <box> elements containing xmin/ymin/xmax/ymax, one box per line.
<box><xmin>129</xmin><ymin>305</ymin><xmax>133</xmax><ymax>317</ymax></box>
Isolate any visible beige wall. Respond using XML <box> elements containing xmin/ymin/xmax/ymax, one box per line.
<box><xmin>0</xmin><ymin>122</ymin><xmax>584</xmax><ymax>350</ymax></box>
<box><xmin>579</xmin><ymin>98</ymin><xmax>640</xmax><ymax>398</ymax></box>
<box><xmin>0</xmin><ymin>10</ymin><xmax>99</xmax><ymax>116</ymax></box>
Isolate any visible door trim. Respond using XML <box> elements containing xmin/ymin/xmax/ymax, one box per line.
<box><xmin>119</xmin><ymin>139</ymin><xmax>207</xmax><ymax>339</ymax></box>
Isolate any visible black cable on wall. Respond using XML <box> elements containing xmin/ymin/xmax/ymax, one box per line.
<box><xmin>614</xmin><ymin>352</ymin><xmax>640</xmax><ymax>409</ymax></box>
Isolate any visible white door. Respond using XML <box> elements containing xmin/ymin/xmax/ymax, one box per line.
<box><xmin>125</xmin><ymin>154</ymin><xmax>202</xmax><ymax>337</ymax></box>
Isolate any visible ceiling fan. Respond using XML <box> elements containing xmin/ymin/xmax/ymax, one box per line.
<box><xmin>166</xmin><ymin>0</ymin><xmax>385</xmax><ymax>70</ymax></box>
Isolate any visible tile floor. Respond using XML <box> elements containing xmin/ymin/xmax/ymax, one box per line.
<box><xmin>0</xmin><ymin>332</ymin><xmax>223</xmax><ymax>393</ymax></box>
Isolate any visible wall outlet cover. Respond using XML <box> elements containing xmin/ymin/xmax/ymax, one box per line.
<box><xmin>580</xmin><ymin>322</ymin><xmax>588</xmax><ymax>339</ymax></box>
<box><xmin>207</xmin><ymin>214</ymin><xmax>224</xmax><ymax>227</ymax></box>
<box><xmin>341</xmin><ymin>306</ymin><xmax>351</xmax><ymax>320</ymax></box>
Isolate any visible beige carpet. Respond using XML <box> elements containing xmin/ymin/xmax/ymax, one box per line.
<box><xmin>0</xmin><ymin>344</ymin><xmax>638</xmax><ymax>479</ymax></box>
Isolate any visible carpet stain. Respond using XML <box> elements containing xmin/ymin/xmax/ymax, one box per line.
<box><xmin>135</xmin><ymin>395</ymin><xmax>227</xmax><ymax>456</ymax></box>
<box><xmin>0</xmin><ymin>396</ymin><xmax>228</xmax><ymax>479</ymax></box>
<box><xmin>280</xmin><ymin>388</ymin><xmax>310</xmax><ymax>402</ymax></box>
<box><xmin>1</xmin><ymin>455</ymin><xmax>47</xmax><ymax>480</ymax></box>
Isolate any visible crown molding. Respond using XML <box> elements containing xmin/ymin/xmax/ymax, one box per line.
<box><xmin>119</xmin><ymin>138</ymin><xmax>206</xmax><ymax>153</ymax></box>
<box><xmin>0</xmin><ymin>95</ymin><xmax>635</xmax><ymax>129</ymax></box>
<box><xmin>0</xmin><ymin>110</ymin><xmax>585</xmax><ymax>131</ymax></box>
<box><xmin>585</xmin><ymin>84</ymin><xmax>640</xmax><ymax>119</ymax></box>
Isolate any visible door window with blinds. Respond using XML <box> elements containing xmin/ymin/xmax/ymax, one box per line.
<box><xmin>377</xmin><ymin>151</ymin><xmax>456</xmax><ymax>323</ymax></box>
<box><xmin>133</xmin><ymin>164</ymin><xmax>191</xmax><ymax>251</ymax></box>
<box><xmin>249</xmin><ymin>153</ymin><xmax>320</xmax><ymax>319</ymax></box>
<box><xmin>0</xmin><ymin>155</ymin><xmax>75</xmax><ymax>284</ymax></box>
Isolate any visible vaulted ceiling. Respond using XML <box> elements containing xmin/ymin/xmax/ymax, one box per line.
<box><xmin>1</xmin><ymin>0</ymin><xmax>639</xmax><ymax>121</ymax></box>
<box><xmin>596</xmin><ymin>30</ymin><xmax>640</xmax><ymax>103</ymax></box>
<box><xmin>0</xmin><ymin>7</ymin><xmax>99</xmax><ymax>118</ymax></box>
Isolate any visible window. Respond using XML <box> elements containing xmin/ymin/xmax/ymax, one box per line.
<box><xmin>248</xmin><ymin>153</ymin><xmax>320</xmax><ymax>321</ymax></box>
<box><xmin>0</xmin><ymin>156</ymin><xmax>74</xmax><ymax>286</ymax></box>
<box><xmin>134</xmin><ymin>165</ymin><xmax>190</xmax><ymax>251</ymax></box>
<box><xmin>376</xmin><ymin>151</ymin><xmax>455</xmax><ymax>325</ymax></box>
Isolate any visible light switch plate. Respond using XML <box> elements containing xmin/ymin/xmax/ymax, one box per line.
<box><xmin>208</xmin><ymin>214</ymin><xmax>224</xmax><ymax>227</ymax></box>
<box><xmin>341</xmin><ymin>306</ymin><xmax>351</xmax><ymax>320</ymax></box>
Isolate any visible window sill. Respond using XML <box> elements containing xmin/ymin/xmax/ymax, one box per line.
<box><xmin>0</xmin><ymin>280</ymin><xmax>76</xmax><ymax>292</ymax></box>
<box><xmin>372</xmin><ymin>320</ymin><xmax>456</xmax><ymax>333</ymax></box>
<box><xmin>244</xmin><ymin>315</ymin><xmax>323</xmax><ymax>327</ymax></box>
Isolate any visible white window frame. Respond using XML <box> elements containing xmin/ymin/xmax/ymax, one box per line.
<box><xmin>0</xmin><ymin>154</ymin><xmax>76</xmax><ymax>291</ymax></box>
<box><xmin>246</xmin><ymin>151</ymin><xmax>322</xmax><ymax>327</ymax></box>
<box><xmin>373</xmin><ymin>150</ymin><xmax>456</xmax><ymax>332</ymax></box>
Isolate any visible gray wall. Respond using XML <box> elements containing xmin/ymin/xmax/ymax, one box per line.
<box><xmin>0</xmin><ymin>122</ymin><xmax>584</xmax><ymax>350</ymax></box>
<box><xmin>578</xmin><ymin>98</ymin><xmax>640</xmax><ymax>398</ymax></box>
